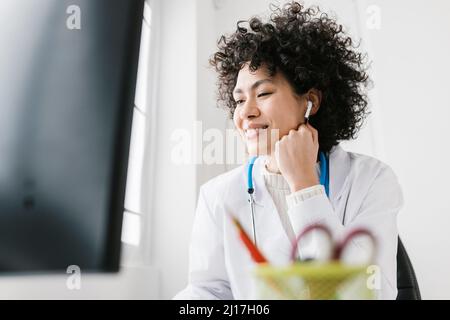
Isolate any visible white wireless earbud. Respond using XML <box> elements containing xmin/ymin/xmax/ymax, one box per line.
<box><xmin>304</xmin><ymin>101</ymin><xmax>313</xmax><ymax>123</ymax></box>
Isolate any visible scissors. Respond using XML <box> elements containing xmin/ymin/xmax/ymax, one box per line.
<box><xmin>290</xmin><ymin>224</ymin><xmax>377</xmax><ymax>264</ymax></box>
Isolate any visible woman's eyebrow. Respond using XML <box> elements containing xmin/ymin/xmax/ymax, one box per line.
<box><xmin>233</xmin><ymin>78</ymin><xmax>273</xmax><ymax>95</ymax></box>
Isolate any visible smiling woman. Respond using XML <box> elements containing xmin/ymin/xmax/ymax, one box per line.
<box><xmin>211</xmin><ymin>1</ymin><xmax>370</xmax><ymax>154</ymax></box>
<box><xmin>174</xmin><ymin>1</ymin><xmax>404</xmax><ymax>300</ymax></box>
<box><xmin>232</xmin><ymin>64</ymin><xmax>315</xmax><ymax>167</ymax></box>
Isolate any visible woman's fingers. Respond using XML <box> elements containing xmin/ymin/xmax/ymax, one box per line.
<box><xmin>297</xmin><ymin>123</ymin><xmax>318</xmax><ymax>145</ymax></box>
<box><xmin>306</xmin><ymin>123</ymin><xmax>319</xmax><ymax>145</ymax></box>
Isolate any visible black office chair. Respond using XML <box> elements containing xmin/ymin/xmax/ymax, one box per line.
<box><xmin>396</xmin><ymin>237</ymin><xmax>421</xmax><ymax>300</ymax></box>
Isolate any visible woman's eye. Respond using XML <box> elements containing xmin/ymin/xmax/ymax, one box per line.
<box><xmin>235</xmin><ymin>100</ymin><xmax>244</xmax><ymax>105</ymax></box>
<box><xmin>257</xmin><ymin>92</ymin><xmax>272</xmax><ymax>98</ymax></box>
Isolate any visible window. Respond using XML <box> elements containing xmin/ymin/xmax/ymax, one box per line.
<box><xmin>121</xmin><ymin>0</ymin><xmax>158</xmax><ymax>266</ymax></box>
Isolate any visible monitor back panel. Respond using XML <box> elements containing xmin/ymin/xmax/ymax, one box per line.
<box><xmin>0</xmin><ymin>0</ymin><xmax>145</xmax><ymax>272</ymax></box>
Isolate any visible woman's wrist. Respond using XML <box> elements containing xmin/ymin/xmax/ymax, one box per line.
<box><xmin>287</xmin><ymin>172</ymin><xmax>320</xmax><ymax>193</ymax></box>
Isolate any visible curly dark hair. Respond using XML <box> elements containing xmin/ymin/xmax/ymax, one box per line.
<box><xmin>209</xmin><ymin>1</ymin><xmax>370</xmax><ymax>152</ymax></box>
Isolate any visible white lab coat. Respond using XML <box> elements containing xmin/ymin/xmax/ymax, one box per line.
<box><xmin>174</xmin><ymin>145</ymin><xmax>403</xmax><ymax>300</ymax></box>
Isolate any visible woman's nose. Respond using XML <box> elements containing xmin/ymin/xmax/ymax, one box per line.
<box><xmin>239</xmin><ymin>99</ymin><xmax>260</xmax><ymax>119</ymax></box>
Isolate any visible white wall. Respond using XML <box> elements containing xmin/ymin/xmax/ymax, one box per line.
<box><xmin>363</xmin><ymin>0</ymin><xmax>450</xmax><ymax>299</ymax></box>
<box><xmin>196</xmin><ymin>0</ymin><xmax>230</xmax><ymax>187</ymax></box>
<box><xmin>153</xmin><ymin>0</ymin><xmax>450</xmax><ymax>299</ymax></box>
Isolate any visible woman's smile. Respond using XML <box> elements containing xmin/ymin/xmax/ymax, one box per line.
<box><xmin>244</xmin><ymin>125</ymin><xmax>269</xmax><ymax>140</ymax></box>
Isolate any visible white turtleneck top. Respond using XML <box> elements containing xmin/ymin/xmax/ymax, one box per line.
<box><xmin>261</xmin><ymin>160</ymin><xmax>324</xmax><ymax>243</ymax></box>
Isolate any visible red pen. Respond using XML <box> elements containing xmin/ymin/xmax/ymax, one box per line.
<box><xmin>230</xmin><ymin>215</ymin><xmax>296</xmax><ymax>298</ymax></box>
<box><xmin>230</xmin><ymin>215</ymin><xmax>267</xmax><ymax>264</ymax></box>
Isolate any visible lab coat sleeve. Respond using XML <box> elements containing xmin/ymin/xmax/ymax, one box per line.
<box><xmin>173</xmin><ymin>184</ymin><xmax>233</xmax><ymax>300</ymax></box>
<box><xmin>286</xmin><ymin>165</ymin><xmax>403</xmax><ymax>300</ymax></box>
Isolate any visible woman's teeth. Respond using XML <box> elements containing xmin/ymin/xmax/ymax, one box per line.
<box><xmin>245</xmin><ymin>127</ymin><xmax>268</xmax><ymax>139</ymax></box>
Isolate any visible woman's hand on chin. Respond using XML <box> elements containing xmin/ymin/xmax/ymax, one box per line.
<box><xmin>275</xmin><ymin>123</ymin><xmax>320</xmax><ymax>193</ymax></box>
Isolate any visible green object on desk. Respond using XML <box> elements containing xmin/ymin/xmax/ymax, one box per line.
<box><xmin>253</xmin><ymin>261</ymin><xmax>374</xmax><ymax>300</ymax></box>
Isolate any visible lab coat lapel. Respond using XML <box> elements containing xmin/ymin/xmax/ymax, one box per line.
<box><xmin>329</xmin><ymin>145</ymin><xmax>351</xmax><ymax>203</ymax></box>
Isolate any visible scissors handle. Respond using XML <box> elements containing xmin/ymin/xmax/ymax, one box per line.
<box><xmin>334</xmin><ymin>228</ymin><xmax>377</xmax><ymax>263</ymax></box>
<box><xmin>290</xmin><ymin>224</ymin><xmax>333</xmax><ymax>262</ymax></box>
<box><xmin>291</xmin><ymin>224</ymin><xmax>377</xmax><ymax>264</ymax></box>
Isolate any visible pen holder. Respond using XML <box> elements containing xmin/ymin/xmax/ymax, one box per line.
<box><xmin>252</xmin><ymin>262</ymin><xmax>375</xmax><ymax>300</ymax></box>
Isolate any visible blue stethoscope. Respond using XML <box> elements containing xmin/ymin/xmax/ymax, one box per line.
<box><xmin>246</xmin><ymin>151</ymin><xmax>329</xmax><ymax>247</ymax></box>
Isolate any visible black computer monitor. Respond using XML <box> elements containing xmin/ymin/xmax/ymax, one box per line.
<box><xmin>0</xmin><ymin>0</ymin><xmax>145</xmax><ymax>273</ymax></box>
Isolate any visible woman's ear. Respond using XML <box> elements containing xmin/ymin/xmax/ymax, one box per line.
<box><xmin>307</xmin><ymin>89</ymin><xmax>322</xmax><ymax>116</ymax></box>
